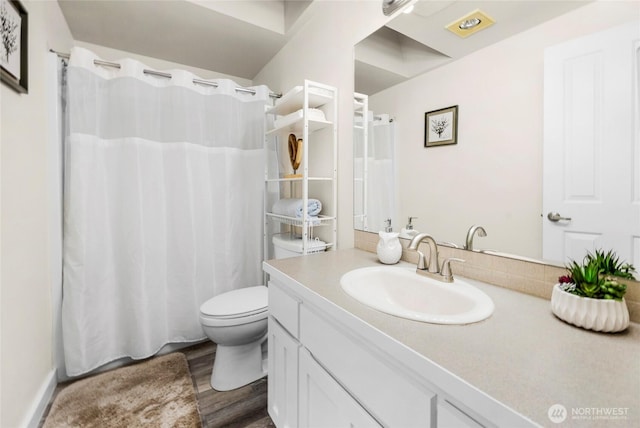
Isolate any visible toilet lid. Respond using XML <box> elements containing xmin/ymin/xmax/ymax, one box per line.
<box><xmin>200</xmin><ymin>285</ymin><xmax>268</xmax><ymax>318</ymax></box>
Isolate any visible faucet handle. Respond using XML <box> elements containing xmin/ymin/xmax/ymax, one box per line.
<box><xmin>441</xmin><ymin>258</ymin><xmax>465</xmax><ymax>282</ymax></box>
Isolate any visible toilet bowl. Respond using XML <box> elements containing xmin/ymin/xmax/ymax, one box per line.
<box><xmin>199</xmin><ymin>285</ymin><xmax>268</xmax><ymax>391</ymax></box>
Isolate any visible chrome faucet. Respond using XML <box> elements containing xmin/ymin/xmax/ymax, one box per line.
<box><xmin>408</xmin><ymin>233</ymin><xmax>465</xmax><ymax>282</ymax></box>
<box><xmin>465</xmin><ymin>225</ymin><xmax>487</xmax><ymax>251</ymax></box>
<box><xmin>408</xmin><ymin>233</ymin><xmax>439</xmax><ymax>273</ymax></box>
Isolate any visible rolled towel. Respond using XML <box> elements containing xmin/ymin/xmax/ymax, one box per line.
<box><xmin>272</xmin><ymin>198</ymin><xmax>322</xmax><ymax>218</ymax></box>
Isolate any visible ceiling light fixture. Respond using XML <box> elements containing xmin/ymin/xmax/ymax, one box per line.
<box><xmin>446</xmin><ymin>9</ymin><xmax>495</xmax><ymax>38</ymax></box>
<box><xmin>382</xmin><ymin>0</ymin><xmax>413</xmax><ymax>17</ymax></box>
<box><xmin>458</xmin><ymin>18</ymin><xmax>481</xmax><ymax>30</ymax></box>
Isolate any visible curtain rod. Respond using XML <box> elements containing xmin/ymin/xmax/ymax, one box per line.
<box><xmin>51</xmin><ymin>50</ymin><xmax>281</xmax><ymax>99</ymax></box>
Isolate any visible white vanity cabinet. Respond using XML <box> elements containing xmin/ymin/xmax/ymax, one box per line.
<box><xmin>268</xmin><ymin>279</ymin><xmax>384</xmax><ymax>428</ymax></box>
<box><xmin>266</xmin><ymin>274</ymin><xmax>516</xmax><ymax>428</ymax></box>
<box><xmin>265</xmin><ymin>249</ymin><xmax>640</xmax><ymax>428</ymax></box>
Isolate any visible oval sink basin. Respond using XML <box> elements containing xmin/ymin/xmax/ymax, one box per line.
<box><xmin>340</xmin><ymin>266</ymin><xmax>494</xmax><ymax>325</ymax></box>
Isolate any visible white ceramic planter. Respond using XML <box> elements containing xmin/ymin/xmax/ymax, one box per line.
<box><xmin>551</xmin><ymin>284</ymin><xmax>629</xmax><ymax>333</ymax></box>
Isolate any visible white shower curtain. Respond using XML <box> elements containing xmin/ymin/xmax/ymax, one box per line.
<box><xmin>62</xmin><ymin>47</ymin><xmax>269</xmax><ymax>376</ymax></box>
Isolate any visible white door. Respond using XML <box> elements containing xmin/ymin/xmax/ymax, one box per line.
<box><xmin>543</xmin><ymin>20</ymin><xmax>640</xmax><ymax>267</ymax></box>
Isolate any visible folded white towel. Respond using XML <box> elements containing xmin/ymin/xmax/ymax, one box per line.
<box><xmin>272</xmin><ymin>198</ymin><xmax>322</xmax><ymax>218</ymax></box>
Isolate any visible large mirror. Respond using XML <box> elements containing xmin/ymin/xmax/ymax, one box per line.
<box><xmin>353</xmin><ymin>0</ymin><xmax>640</xmax><ymax>268</ymax></box>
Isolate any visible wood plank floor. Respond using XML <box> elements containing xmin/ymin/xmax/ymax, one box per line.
<box><xmin>184</xmin><ymin>342</ymin><xmax>275</xmax><ymax>428</ymax></box>
<box><xmin>40</xmin><ymin>341</ymin><xmax>275</xmax><ymax>428</ymax></box>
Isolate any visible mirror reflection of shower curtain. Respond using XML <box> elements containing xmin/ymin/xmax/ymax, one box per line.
<box><xmin>366</xmin><ymin>114</ymin><xmax>396</xmax><ymax>232</ymax></box>
<box><xmin>353</xmin><ymin>111</ymin><xmax>366</xmax><ymax>230</ymax></box>
<box><xmin>61</xmin><ymin>47</ymin><xmax>270</xmax><ymax>376</ymax></box>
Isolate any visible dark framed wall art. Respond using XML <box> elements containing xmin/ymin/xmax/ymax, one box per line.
<box><xmin>425</xmin><ymin>105</ymin><xmax>458</xmax><ymax>147</ymax></box>
<box><xmin>1</xmin><ymin>0</ymin><xmax>28</xmax><ymax>93</ymax></box>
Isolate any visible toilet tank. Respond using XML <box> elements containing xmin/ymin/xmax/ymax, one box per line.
<box><xmin>272</xmin><ymin>234</ymin><xmax>327</xmax><ymax>259</ymax></box>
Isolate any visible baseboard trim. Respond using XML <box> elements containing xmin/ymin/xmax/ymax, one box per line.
<box><xmin>22</xmin><ymin>368</ymin><xmax>57</xmax><ymax>428</ymax></box>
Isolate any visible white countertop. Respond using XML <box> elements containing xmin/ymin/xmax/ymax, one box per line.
<box><xmin>264</xmin><ymin>249</ymin><xmax>640</xmax><ymax>427</ymax></box>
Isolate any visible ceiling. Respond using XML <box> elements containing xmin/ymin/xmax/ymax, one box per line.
<box><xmin>355</xmin><ymin>0</ymin><xmax>592</xmax><ymax>95</ymax></box>
<box><xmin>57</xmin><ymin>0</ymin><xmax>313</xmax><ymax>80</ymax></box>
<box><xmin>58</xmin><ymin>0</ymin><xmax>592</xmax><ymax>91</ymax></box>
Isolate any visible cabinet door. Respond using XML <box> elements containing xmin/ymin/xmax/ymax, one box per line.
<box><xmin>298</xmin><ymin>348</ymin><xmax>382</xmax><ymax>428</ymax></box>
<box><xmin>268</xmin><ymin>316</ymin><xmax>300</xmax><ymax>428</ymax></box>
<box><xmin>300</xmin><ymin>305</ymin><xmax>437</xmax><ymax>427</ymax></box>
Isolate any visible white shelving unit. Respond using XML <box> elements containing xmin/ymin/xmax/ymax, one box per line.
<box><xmin>264</xmin><ymin>80</ymin><xmax>338</xmax><ymax>258</ymax></box>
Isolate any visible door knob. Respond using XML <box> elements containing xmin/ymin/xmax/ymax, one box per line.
<box><xmin>547</xmin><ymin>212</ymin><xmax>572</xmax><ymax>222</ymax></box>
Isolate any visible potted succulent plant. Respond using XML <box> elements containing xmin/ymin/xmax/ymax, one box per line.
<box><xmin>551</xmin><ymin>249</ymin><xmax>636</xmax><ymax>332</ymax></box>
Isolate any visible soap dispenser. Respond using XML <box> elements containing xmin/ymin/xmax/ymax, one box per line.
<box><xmin>377</xmin><ymin>219</ymin><xmax>402</xmax><ymax>264</ymax></box>
<box><xmin>399</xmin><ymin>216</ymin><xmax>419</xmax><ymax>239</ymax></box>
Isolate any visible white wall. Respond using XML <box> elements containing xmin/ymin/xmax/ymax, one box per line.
<box><xmin>368</xmin><ymin>1</ymin><xmax>639</xmax><ymax>259</ymax></box>
<box><xmin>1</xmin><ymin>1</ymin><xmax>73</xmax><ymax>426</ymax></box>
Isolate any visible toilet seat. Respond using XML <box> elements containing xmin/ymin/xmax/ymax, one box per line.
<box><xmin>198</xmin><ymin>285</ymin><xmax>269</xmax><ymax>391</ymax></box>
<box><xmin>200</xmin><ymin>286</ymin><xmax>268</xmax><ymax>324</ymax></box>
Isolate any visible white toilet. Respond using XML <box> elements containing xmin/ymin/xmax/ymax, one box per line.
<box><xmin>199</xmin><ymin>234</ymin><xmax>327</xmax><ymax>391</ymax></box>
<box><xmin>199</xmin><ymin>285</ymin><xmax>268</xmax><ymax>391</ymax></box>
